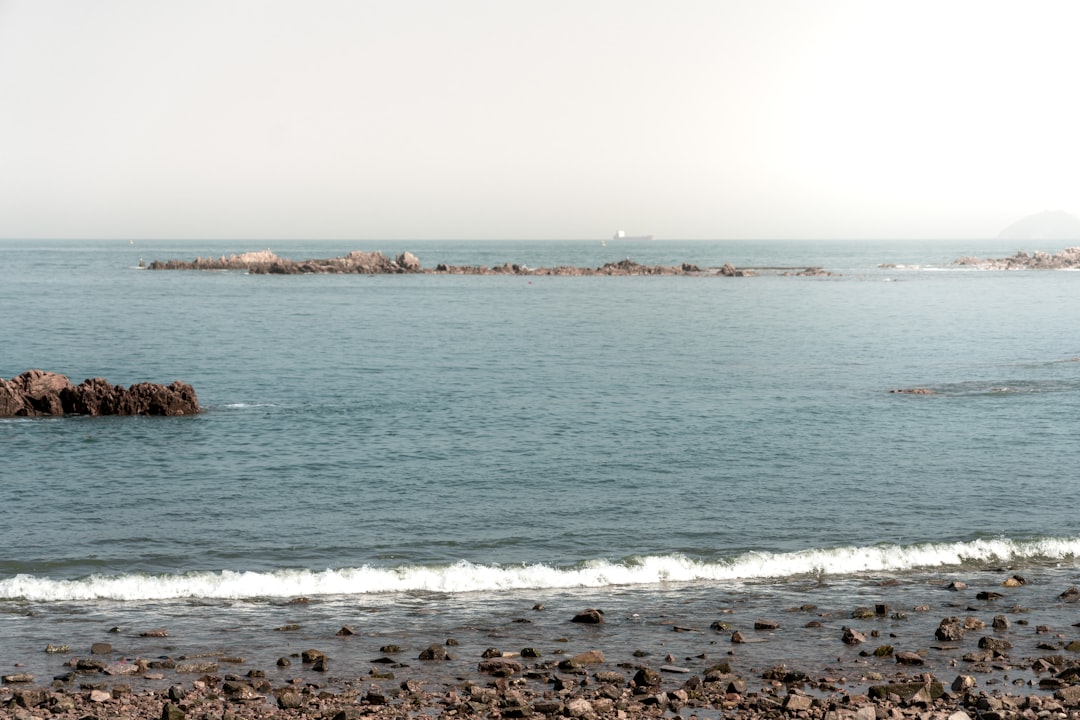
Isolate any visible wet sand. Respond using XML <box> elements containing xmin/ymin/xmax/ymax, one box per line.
<box><xmin>6</xmin><ymin>572</ymin><xmax>1080</xmax><ymax>719</ymax></box>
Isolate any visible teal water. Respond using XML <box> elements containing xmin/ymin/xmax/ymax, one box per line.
<box><xmin>2</xmin><ymin>239</ymin><xmax>1080</xmax><ymax>593</ymax></box>
<box><xmin>5</xmin><ymin>238</ymin><xmax>1080</xmax><ymax>689</ymax></box>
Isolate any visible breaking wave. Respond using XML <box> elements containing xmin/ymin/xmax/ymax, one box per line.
<box><xmin>3</xmin><ymin>536</ymin><xmax>1079</xmax><ymax>602</ymax></box>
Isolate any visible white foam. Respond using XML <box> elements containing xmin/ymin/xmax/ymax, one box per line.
<box><xmin>3</xmin><ymin>537</ymin><xmax>1078</xmax><ymax>602</ymax></box>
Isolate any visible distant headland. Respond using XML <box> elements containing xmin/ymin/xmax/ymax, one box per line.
<box><xmin>998</xmin><ymin>210</ymin><xmax>1080</xmax><ymax>241</ymax></box>
<box><xmin>144</xmin><ymin>250</ymin><xmax>832</xmax><ymax>277</ymax></box>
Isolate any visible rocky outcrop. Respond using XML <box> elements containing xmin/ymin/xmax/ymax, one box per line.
<box><xmin>0</xmin><ymin>371</ymin><xmax>199</xmax><ymax>417</ymax></box>
<box><xmin>146</xmin><ymin>250</ymin><xmax>834</xmax><ymax>277</ymax></box>
<box><xmin>954</xmin><ymin>246</ymin><xmax>1080</xmax><ymax>269</ymax></box>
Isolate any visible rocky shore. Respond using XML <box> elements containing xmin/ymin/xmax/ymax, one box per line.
<box><xmin>8</xmin><ymin>579</ymin><xmax>1080</xmax><ymax>720</ymax></box>
<box><xmin>144</xmin><ymin>250</ymin><xmax>832</xmax><ymax>277</ymax></box>
<box><xmin>952</xmin><ymin>247</ymin><xmax>1080</xmax><ymax>270</ymax></box>
<box><xmin>0</xmin><ymin>370</ymin><xmax>199</xmax><ymax>417</ymax></box>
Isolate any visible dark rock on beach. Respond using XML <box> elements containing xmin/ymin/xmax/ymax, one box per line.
<box><xmin>146</xmin><ymin>249</ymin><xmax>835</xmax><ymax>278</ymax></box>
<box><xmin>0</xmin><ymin>370</ymin><xmax>198</xmax><ymax>418</ymax></box>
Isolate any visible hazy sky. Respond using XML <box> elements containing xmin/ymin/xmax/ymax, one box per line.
<box><xmin>2</xmin><ymin>1</ymin><xmax>1079</xmax><ymax>240</ymax></box>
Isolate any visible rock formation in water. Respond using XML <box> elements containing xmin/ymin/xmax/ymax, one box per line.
<box><xmin>145</xmin><ymin>249</ymin><xmax>834</xmax><ymax>277</ymax></box>
<box><xmin>953</xmin><ymin>246</ymin><xmax>1080</xmax><ymax>270</ymax></box>
<box><xmin>0</xmin><ymin>370</ymin><xmax>199</xmax><ymax>417</ymax></box>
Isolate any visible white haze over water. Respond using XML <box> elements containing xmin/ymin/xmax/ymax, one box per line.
<box><xmin>1</xmin><ymin>1</ymin><xmax>1080</xmax><ymax>241</ymax></box>
<box><xmin>4</xmin><ymin>537</ymin><xmax>1079</xmax><ymax>602</ymax></box>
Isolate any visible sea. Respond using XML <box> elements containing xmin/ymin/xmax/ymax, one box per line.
<box><xmin>3</xmin><ymin>238</ymin><xmax>1080</xmax><ymax>692</ymax></box>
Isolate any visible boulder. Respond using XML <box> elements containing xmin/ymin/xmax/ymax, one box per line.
<box><xmin>571</xmin><ymin>608</ymin><xmax>604</xmax><ymax>624</ymax></box>
<box><xmin>0</xmin><ymin>371</ymin><xmax>199</xmax><ymax>417</ymax></box>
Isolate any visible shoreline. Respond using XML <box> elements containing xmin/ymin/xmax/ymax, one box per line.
<box><xmin>6</xmin><ymin>573</ymin><xmax>1080</xmax><ymax>719</ymax></box>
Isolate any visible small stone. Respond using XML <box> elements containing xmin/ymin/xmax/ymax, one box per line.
<box><xmin>754</xmin><ymin>619</ymin><xmax>780</xmax><ymax>630</ymax></box>
<box><xmin>842</xmin><ymin>627</ymin><xmax>866</xmax><ymax>645</ymax></box>
<box><xmin>946</xmin><ymin>581</ymin><xmax>968</xmax><ymax>591</ymax></box>
<box><xmin>419</xmin><ymin>644</ymin><xmax>450</xmax><ymax>661</ymax></box>
<box><xmin>895</xmin><ymin>651</ymin><xmax>925</xmax><ymax>665</ymax></box>
<box><xmin>278</xmin><ymin>689</ymin><xmax>303</xmax><ymax>709</ymax></box>
<box><xmin>570</xmin><ymin>608</ymin><xmax>604</xmax><ymax>624</ymax></box>
<box><xmin>784</xmin><ymin>693</ymin><xmax>814</xmax><ymax>711</ymax></box>
<box><xmin>992</xmin><ymin>614</ymin><xmax>1010</xmax><ymax>630</ymax></box>
<box><xmin>44</xmin><ymin>644</ymin><xmax>70</xmax><ymax>653</ymax></box>
<box><xmin>140</xmin><ymin>628</ymin><xmax>169</xmax><ymax>637</ymax></box>
<box><xmin>161</xmin><ymin>701</ymin><xmax>186</xmax><ymax>720</ymax></box>
<box><xmin>91</xmin><ymin>642</ymin><xmax>113</xmax><ymax>655</ymax></box>
<box><xmin>336</xmin><ymin>625</ymin><xmax>355</xmax><ymax>636</ymax></box>
<box><xmin>978</xmin><ymin>636</ymin><xmax>1012</xmax><ymax>651</ymax></box>
<box><xmin>1</xmin><ymin>673</ymin><xmax>33</xmax><ymax>684</ymax></box>
<box><xmin>301</xmin><ymin>649</ymin><xmax>325</xmax><ymax>663</ymax></box>
<box><xmin>731</xmin><ymin>630</ymin><xmax>746</xmax><ymax>643</ymax></box>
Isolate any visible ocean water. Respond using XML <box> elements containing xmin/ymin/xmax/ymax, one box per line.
<box><xmin>3</xmin><ymin>238</ymin><xmax>1080</xmax><ymax>688</ymax></box>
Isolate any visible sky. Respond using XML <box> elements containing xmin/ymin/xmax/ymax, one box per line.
<box><xmin>1</xmin><ymin>1</ymin><xmax>1079</xmax><ymax>241</ymax></box>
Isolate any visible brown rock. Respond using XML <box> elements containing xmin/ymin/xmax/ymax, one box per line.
<box><xmin>0</xmin><ymin>371</ymin><xmax>199</xmax><ymax>417</ymax></box>
<box><xmin>477</xmin><ymin>657</ymin><xmax>521</xmax><ymax>676</ymax></box>
<box><xmin>419</xmin><ymin>644</ymin><xmax>450</xmax><ymax>660</ymax></box>
<box><xmin>936</xmin><ymin>617</ymin><xmax>965</xmax><ymax>641</ymax></box>
<box><xmin>842</xmin><ymin>627</ymin><xmax>866</xmax><ymax>645</ymax></box>
<box><xmin>571</xmin><ymin>608</ymin><xmax>604</xmax><ymax>624</ymax></box>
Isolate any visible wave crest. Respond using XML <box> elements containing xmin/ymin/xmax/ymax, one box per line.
<box><xmin>3</xmin><ymin>536</ymin><xmax>1077</xmax><ymax>602</ymax></box>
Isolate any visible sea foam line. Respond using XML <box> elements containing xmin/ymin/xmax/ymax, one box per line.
<box><xmin>2</xmin><ymin>537</ymin><xmax>1077</xmax><ymax>602</ymax></box>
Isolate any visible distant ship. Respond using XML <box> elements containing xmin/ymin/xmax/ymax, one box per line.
<box><xmin>612</xmin><ymin>230</ymin><xmax>653</xmax><ymax>241</ymax></box>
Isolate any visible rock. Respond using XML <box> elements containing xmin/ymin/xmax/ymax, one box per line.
<box><xmin>161</xmin><ymin>701</ymin><xmax>186</xmax><ymax>720</ymax></box>
<box><xmin>568</xmin><ymin>649</ymin><xmax>604</xmax><ymax>665</ymax></box>
<box><xmin>44</xmin><ymin>644</ymin><xmax>70</xmax><ymax>653</ymax></box>
<box><xmin>571</xmin><ymin>608</ymin><xmax>604</xmax><ymax>624</ymax></box>
<box><xmin>89</xmin><ymin>688</ymin><xmax>112</xmax><ymax>703</ymax></box>
<box><xmin>419</xmin><ymin>644</ymin><xmax>450</xmax><ymax>660</ymax></box>
<box><xmin>104</xmin><ymin>661</ymin><xmax>141</xmax><ymax>675</ymax></box>
<box><xmin>633</xmin><ymin>667</ymin><xmax>663</xmax><ymax>687</ymax></box>
<box><xmin>1003</xmin><ymin>574</ymin><xmax>1027</xmax><ymax>587</ymax></box>
<box><xmin>783</xmin><ymin>693</ymin><xmax>814</xmax><ymax>711</ymax></box>
<box><xmin>277</xmin><ymin>689</ymin><xmax>303</xmax><ymax>709</ymax></box>
<box><xmin>477</xmin><ymin>657</ymin><xmax>521</xmax><ymax>676</ymax></box>
<box><xmin>1063</xmin><ymin>586</ymin><xmax>1080</xmax><ymax>601</ymax></box>
<box><xmin>842</xmin><ymin>627</ymin><xmax>866</xmax><ymax>645</ymax></box>
<box><xmin>147</xmin><ymin>250</ymin><xmax>789</xmax><ymax>277</ymax></box>
<box><xmin>754</xmin><ymin>619</ymin><xmax>780</xmax><ymax>630</ymax></box>
<box><xmin>992</xmin><ymin>614</ymin><xmax>1010</xmax><ymax>630</ymax></box>
<box><xmin>91</xmin><ymin>642</ymin><xmax>113</xmax><ymax>654</ymax></box>
<box><xmin>895</xmin><ymin>652</ymin><xmax>925</xmax><ymax>665</ymax></box>
<box><xmin>868</xmin><ymin>680</ymin><xmax>944</xmax><ymax>703</ymax></box>
<box><xmin>731</xmin><ymin>630</ymin><xmax>746</xmax><ymax>643</ymax></box>
<box><xmin>301</xmin><ymin>648</ymin><xmax>325</xmax><ymax>663</ymax></box>
<box><xmin>978</xmin><ymin>636</ymin><xmax>1012</xmax><ymax>651</ymax></box>
<box><xmin>936</xmin><ymin>617</ymin><xmax>965</xmax><ymax>641</ymax></box>
<box><xmin>1</xmin><ymin>673</ymin><xmax>33</xmax><ymax>684</ymax></box>
<box><xmin>890</xmin><ymin>387</ymin><xmax>933</xmax><ymax>394</ymax></box>
<box><xmin>946</xmin><ymin>581</ymin><xmax>968</xmax><ymax>591</ymax></box>
<box><xmin>397</xmin><ymin>252</ymin><xmax>422</xmax><ymax>271</ymax></box>
<box><xmin>977</xmin><ymin>591</ymin><xmax>1004</xmax><ymax>600</ymax></box>
<box><xmin>952</xmin><ymin>675</ymin><xmax>976</xmax><ymax>692</ymax></box>
<box><xmin>0</xmin><ymin>371</ymin><xmax>199</xmax><ymax>417</ymax></box>
<box><xmin>140</xmin><ymin>628</ymin><xmax>169</xmax><ymax>637</ymax></box>
<box><xmin>1056</xmin><ymin>685</ymin><xmax>1080</xmax><ymax>705</ymax></box>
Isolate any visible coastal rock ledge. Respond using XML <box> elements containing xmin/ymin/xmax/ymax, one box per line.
<box><xmin>145</xmin><ymin>250</ymin><xmax>834</xmax><ymax>277</ymax></box>
<box><xmin>0</xmin><ymin>370</ymin><xmax>199</xmax><ymax>418</ymax></box>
